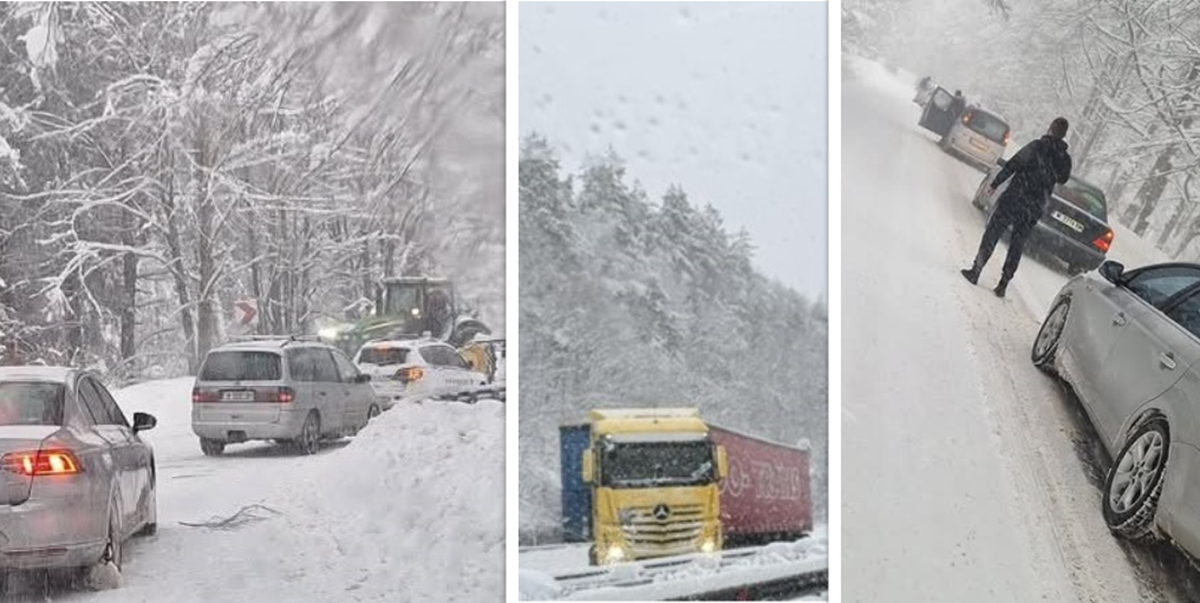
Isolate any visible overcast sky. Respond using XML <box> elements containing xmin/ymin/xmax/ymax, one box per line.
<box><xmin>519</xmin><ymin>2</ymin><xmax>828</xmax><ymax>300</ymax></box>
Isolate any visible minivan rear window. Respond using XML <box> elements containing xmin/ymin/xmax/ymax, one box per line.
<box><xmin>0</xmin><ymin>382</ymin><xmax>64</xmax><ymax>426</ymax></box>
<box><xmin>964</xmin><ymin>110</ymin><xmax>1008</xmax><ymax>144</ymax></box>
<box><xmin>200</xmin><ymin>351</ymin><xmax>282</xmax><ymax>381</ymax></box>
<box><xmin>358</xmin><ymin>347</ymin><xmax>410</xmax><ymax>366</ymax></box>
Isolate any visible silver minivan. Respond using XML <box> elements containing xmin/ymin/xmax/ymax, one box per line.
<box><xmin>939</xmin><ymin>105</ymin><xmax>1011</xmax><ymax>170</ymax></box>
<box><xmin>191</xmin><ymin>338</ymin><xmax>381</xmax><ymax>456</ymax></box>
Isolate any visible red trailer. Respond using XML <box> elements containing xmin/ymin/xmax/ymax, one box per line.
<box><xmin>710</xmin><ymin>425</ymin><xmax>812</xmax><ymax>546</ymax></box>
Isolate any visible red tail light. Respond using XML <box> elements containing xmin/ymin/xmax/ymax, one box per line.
<box><xmin>2</xmin><ymin>449</ymin><xmax>82</xmax><ymax>476</ymax></box>
<box><xmin>192</xmin><ymin>387</ymin><xmax>218</xmax><ymax>404</ymax></box>
<box><xmin>268</xmin><ymin>387</ymin><xmax>295</xmax><ymax>403</ymax></box>
<box><xmin>1003</xmin><ymin>131</ymin><xmax>1011</xmax><ymax>146</ymax></box>
<box><xmin>396</xmin><ymin>367</ymin><xmax>424</xmax><ymax>383</ymax></box>
<box><xmin>1093</xmin><ymin>229</ymin><xmax>1114</xmax><ymax>252</ymax></box>
<box><xmin>962</xmin><ymin>111</ymin><xmax>972</xmax><ymax>125</ymax></box>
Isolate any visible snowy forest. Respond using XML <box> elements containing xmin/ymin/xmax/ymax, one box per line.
<box><xmin>0</xmin><ymin>2</ymin><xmax>504</xmax><ymax>380</ymax></box>
<box><xmin>844</xmin><ymin>0</ymin><xmax>1200</xmax><ymax>259</ymax></box>
<box><xmin>518</xmin><ymin>135</ymin><xmax>828</xmax><ymax>543</ymax></box>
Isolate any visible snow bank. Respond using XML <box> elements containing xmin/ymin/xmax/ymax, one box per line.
<box><xmin>92</xmin><ymin>381</ymin><xmax>504</xmax><ymax>603</ymax></box>
<box><xmin>519</xmin><ymin>568</ymin><xmax>564</xmax><ymax>601</ymax></box>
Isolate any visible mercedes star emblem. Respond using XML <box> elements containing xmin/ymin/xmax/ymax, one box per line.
<box><xmin>652</xmin><ymin>504</ymin><xmax>671</xmax><ymax>521</ymax></box>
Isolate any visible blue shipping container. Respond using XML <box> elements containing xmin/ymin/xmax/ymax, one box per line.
<box><xmin>559</xmin><ymin>424</ymin><xmax>592</xmax><ymax>542</ymax></box>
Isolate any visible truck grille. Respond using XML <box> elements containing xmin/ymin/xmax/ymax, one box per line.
<box><xmin>619</xmin><ymin>503</ymin><xmax>705</xmax><ymax>551</ymax></box>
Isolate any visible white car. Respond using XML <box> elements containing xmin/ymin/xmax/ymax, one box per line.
<box><xmin>353</xmin><ymin>338</ymin><xmax>488</xmax><ymax>402</ymax></box>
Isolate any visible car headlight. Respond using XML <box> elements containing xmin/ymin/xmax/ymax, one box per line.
<box><xmin>700</xmin><ymin>538</ymin><xmax>716</xmax><ymax>554</ymax></box>
<box><xmin>411</xmin><ymin>307</ymin><xmax>421</xmax><ymax>317</ymax></box>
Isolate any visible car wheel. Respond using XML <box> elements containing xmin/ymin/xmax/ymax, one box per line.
<box><xmin>83</xmin><ymin>502</ymin><xmax>124</xmax><ymax>590</ymax></box>
<box><xmin>295</xmin><ymin>412</ymin><xmax>321</xmax><ymax>455</ymax></box>
<box><xmin>199</xmin><ymin>438</ymin><xmax>225</xmax><ymax>457</ymax></box>
<box><xmin>1032</xmin><ymin>296</ymin><xmax>1070</xmax><ymax>372</ymax></box>
<box><xmin>134</xmin><ymin>473</ymin><xmax>157</xmax><ymax>537</ymax></box>
<box><xmin>1103</xmin><ymin>418</ymin><xmax>1170</xmax><ymax>540</ymax></box>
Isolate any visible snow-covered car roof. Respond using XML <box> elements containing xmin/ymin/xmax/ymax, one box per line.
<box><xmin>359</xmin><ymin>338</ymin><xmax>445</xmax><ymax>350</ymax></box>
<box><xmin>0</xmin><ymin>366</ymin><xmax>78</xmax><ymax>383</ymax></box>
<box><xmin>212</xmin><ymin>338</ymin><xmax>329</xmax><ymax>352</ymax></box>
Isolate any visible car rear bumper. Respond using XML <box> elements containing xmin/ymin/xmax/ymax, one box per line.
<box><xmin>192</xmin><ymin>408</ymin><xmax>308</xmax><ymax>441</ymax></box>
<box><xmin>0</xmin><ymin>495</ymin><xmax>106</xmax><ymax>569</ymax></box>
<box><xmin>1030</xmin><ymin>222</ymin><xmax>1106</xmax><ymax>267</ymax></box>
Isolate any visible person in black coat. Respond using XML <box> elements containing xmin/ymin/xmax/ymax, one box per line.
<box><xmin>948</xmin><ymin>90</ymin><xmax>966</xmax><ymax>119</ymax></box>
<box><xmin>961</xmin><ymin>117</ymin><xmax>1073</xmax><ymax>298</ymax></box>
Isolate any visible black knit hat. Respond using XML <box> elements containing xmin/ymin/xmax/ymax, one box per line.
<box><xmin>1049</xmin><ymin>117</ymin><xmax>1069</xmax><ymax>139</ymax></box>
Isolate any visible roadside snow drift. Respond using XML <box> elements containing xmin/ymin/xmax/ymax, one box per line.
<box><xmin>85</xmin><ymin>380</ymin><xmax>504</xmax><ymax>603</ymax></box>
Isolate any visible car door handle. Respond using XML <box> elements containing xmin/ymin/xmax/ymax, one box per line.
<box><xmin>1160</xmin><ymin>352</ymin><xmax>1178</xmax><ymax>371</ymax></box>
<box><xmin>1113</xmin><ymin>312</ymin><xmax>1128</xmax><ymax>326</ymax></box>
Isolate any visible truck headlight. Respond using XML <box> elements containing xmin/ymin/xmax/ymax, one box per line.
<box><xmin>700</xmin><ymin>538</ymin><xmax>716</xmax><ymax>554</ymax></box>
<box><xmin>605</xmin><ymin>544</ymin><xmax>626</xmax><ymax>562</ymax></box>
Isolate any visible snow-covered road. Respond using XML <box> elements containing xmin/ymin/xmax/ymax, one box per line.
<box><xmin>842</xmin><ymin>57</ymin><xmax>1197</xmax><ymax>603</ymax></box>
<box><xmin>2</xmin><ymin>377</ymin><xmax>503</xmax><ymax>602</ymax></box>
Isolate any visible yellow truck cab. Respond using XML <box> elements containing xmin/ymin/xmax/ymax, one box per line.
<box><xmin>578</xmin><ymin>408</ymin><xmax>728</xmax><ymax>565</ymax></box>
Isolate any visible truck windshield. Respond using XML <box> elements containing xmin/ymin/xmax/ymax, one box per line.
<box><xmin>599</xmin><ymin>440</ymin><xmax>715</xmax><ymax>488</ymax></box>
<box><xmin>385</xmin><ymin>284</ymin><xmax>421</xmax><ymax>316</ymax></box>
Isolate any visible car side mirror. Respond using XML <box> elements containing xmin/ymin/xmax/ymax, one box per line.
<box><xmin>1099</xmin><ymin>260</ymin><xmax>1126</xmax><ymax>284</ymax></box>
<box><xmin>581</xmin><ymin>449</ymin><xmax>594</xmax><ymax>484</ymax></box>
<box><xmin>716</xmin><ymin>445</ymin><xmax>729</xmax><ymax>482</ymax></box>
<box><xmin>354</xmin><ymin>373</ymin><xmax>372</xmax><ymax>384</ymax></box>
<box><xmin>132</xmin><ymin>412</ymin><xmax>157</xmax><ymax>434</ymax></box>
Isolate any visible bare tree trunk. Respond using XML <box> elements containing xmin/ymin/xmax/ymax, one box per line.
<box><xmin>161</xmin><ymin>168</ymin><xmax>198</xmax><ymax>372</ymax></box>
<box><xmin>194</xmin><ymin>124</ymin><xmax>218</xmax><ymax>360</ymax></box>
<box><xmin>1131</xmin><ymin>145</ymin><xmax>1176</xmax><ymax>236</ymax></box>
<box><xmin>119</xmin><ymin>228</ymin><xmax>139</xmax><ymax>366</ymax></box>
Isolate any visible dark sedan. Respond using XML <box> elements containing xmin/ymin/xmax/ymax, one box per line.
<box><xmin>972</xmin><ymin>162</ymin><xmax>1114</xmax><ymax>275</ymax></box>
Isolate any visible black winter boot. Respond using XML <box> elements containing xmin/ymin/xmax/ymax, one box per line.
<box><xmin>960</xmin><ymin>267</ymin><xmax>980</xmax><ymax>285</ymax></box>
<box><xmin>994</xmin><ymin>280</ymin><xmax>1008</xmax><ymax>298</ymax></box>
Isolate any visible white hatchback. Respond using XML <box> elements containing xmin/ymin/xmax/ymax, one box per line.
<box><xmin>353</xmin><ymin>338</ymin><xmax>488</xmax><ymax>402</ymax></box>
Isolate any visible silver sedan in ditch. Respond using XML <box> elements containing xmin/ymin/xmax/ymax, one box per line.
<box><xmin>1033</xmin><ymin>260</ymin><xmax>1200</xmax><ymax>556</ymax></box>
<box><xmin>0</xmin><ymin>367</ymin><xmax>157</xmax><ymax>582</ymax></box>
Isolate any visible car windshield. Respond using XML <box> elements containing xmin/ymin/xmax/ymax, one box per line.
<box><xmin>0</xmin><ymin>382</ymin><xmax>64</xmax><ymax>426</ymax></box>
<box><xmin>200</xmin><ymin>351</ymin><xmax>282</xmax><ymax>381</ymax></box>
<box><xmin>358</xmin><ymin>347</ymin><xmax>410</xmax><ymax>366</ymax></box>
<box><xmin>1056</xmin><ymin>178</ymin><xmax>1107</xmax><ymax>220</ymax></box>
<box><xmin>599</xmin><ymin>439</ymin><xmax>715</xmax><ymax>489</ymax></box>
<box><xmin>965</xmin><ymin>110</ymin><xmax>1008</xmax><ymax>144</ymax></box>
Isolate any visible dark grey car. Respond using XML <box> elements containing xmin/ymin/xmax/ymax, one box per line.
<box><xmin>0</xmin><ymin>366</ymin><xmax>157</xmax><ymax>581</ymax></box>
<box><xmin>1033</xmin><ymin>261</ymin><xmax>1200</xmax><ymax>559</ymax></box>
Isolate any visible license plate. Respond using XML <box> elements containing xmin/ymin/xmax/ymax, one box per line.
<box><xmin>221</xmin><ymin>390</ymin><xmax>254</xmax><ymax>402</ymax></box>
<box><xmin>1051</xmin><ymin>210</ymin><xmax>1085</xmax><ymax>233</ymax></box>
<box><xmin>969</xmin><ymin>138</ymin><xmax>988</xmax><ymax>151</ymax></box>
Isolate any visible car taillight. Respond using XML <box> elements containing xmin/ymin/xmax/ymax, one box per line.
<box><xmin>272</xmin><ymin>387</ymin><xmax>295</xmax><ymax>404</ymax></box>
<box><xmin>192</xmin><ymin>387</ymin><xmax>218</xmax><ymax>404</ymax></box>
<box><xmin>2</xmin><ymin>449</ymin><xmax>82</xmax><ymax>476</ymax></box>
<box><xmin>1093</xmin><ymin>229</ymin><xmax>1114</xmax><ymax>252</ymax></box>
<box><xmin>1003</xmin><ymin>131</ymin><xmax>1011</xmax><ymax>146</ymax></box>
<box><xmin>396</xmin><ymin>367</ymin><xmax>424</xmax><ymax>383</ymax></box>
<box><xmin>962</xmin><ymin>111</ymin><xmax>972</xmax><ymax>125</ymax></box>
